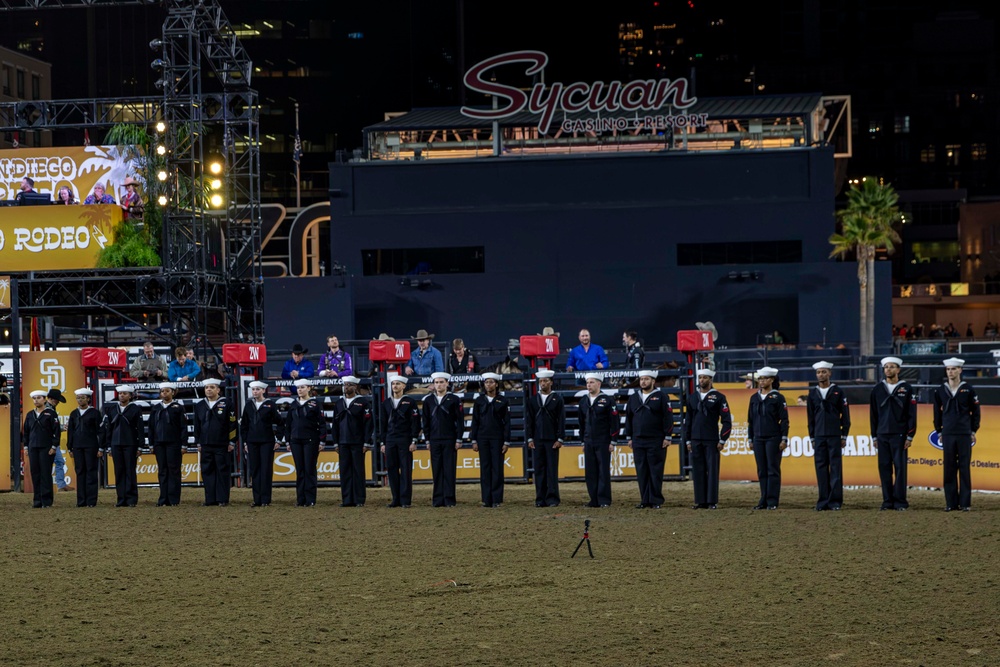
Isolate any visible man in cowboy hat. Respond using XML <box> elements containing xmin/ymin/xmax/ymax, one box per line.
<box><xmin>121</xmin><ymin>176</ymin><xmax>144</xmax><ymax>221</ymax></box>
<box><xmin>281</xmin><ymin>343</ymin><xmax>315</xmax><ymax>380</ymax></box>
<box><xmin>404</xmin><ymin>329</ymin><xmax>444</xmax><ymax>377</ymax></box>
<box><xmin>869</xmin><ymin>356</ymin><xmax>916</xmax><ymax>511</ymax></box>
<box><xmin>807</xmin><ymin>361</ymin><xmax>851</xmax><ymax>511</ymax></box>
<box><xmin>45</xmin><ymin>389</ymin><xmax>71</xmax><ymax>492</ymax></box>
<box><xmin>933</xmin><ymin>358</ymin><xmax>980</xmax><ymax>511</ymax></box>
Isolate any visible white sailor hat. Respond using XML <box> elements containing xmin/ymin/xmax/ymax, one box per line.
<box><xmin>202</xmin><ymin>378</ymin><xmax>222</xmax><ymax>387</ymax></box>
<box><xmin>535</xmin><ymin>369</ymin><xmax>555</xmax><ymax>379</ymax></box>
<box><xmin>756</xmin><ymin>367</ymin><xmax>778</xmax><ymax>377</ymax></box>
<box><xmin>812</xmin><ymin>361</ymin><xmax>834</xmax><ymax>370</ymax></box>
<box><xmin>249</xmin><ymin>380</ymin><xmax>268</xmax><ymax>389</ymax></box>
<box><xmin>29</xmin><ymin>390</ymin><xmax>47</xmax><ymax>398</ymax></box>
<box><xmin>584</xmin><ymin>372</ymin><xmax>604</xmax><ymax>382</ymax></box>
<box><xmin>293</xmin><ymin>378</ymin><xmax>312</xmax><ymax>387</ymax></box>
<box><xmin>481</xmin><ymin>372</ymin><xmax>502</xmax><ymax>381</ymax></box>
<box><xmin>387</xmin><ymin>375</ymin><xmax>407</xmax><ymax>385</ymax></box>
<box><xmin>880</xmin><ymin>356</ymin><xmax>903</xmax><ymax>367</ymax></box>
<box><xmin>637</xmin><ymin>370</ymin><xmax>657</xmax><ymax>378</ymax></box>
<box><xmin>430</xmin><ymin>372</ymin><xmax>451</xmax><ymax>381</ymax></box>
<box><xmin>74</xmin><ymin>388</ymin><xmax>94</xmax><ymax>396</ymax></box>
<box><xmin>943</xmin><ymin>357</ymin><xmax>965</xmax><ymax>368</ymax></box>
<box><xmin>340</xmin><ymin>375</ymin><xmax>360</xmax><ymax>384</ymax></box>
<box><xmin>116</xmin><ymin>385</ymin><xmax>135</xmax><ymax>394</ymax></box>
<box><xmin>696</xmin><ymin>368</ymin><xmax>716</xmax><ymax>378</ymax></box>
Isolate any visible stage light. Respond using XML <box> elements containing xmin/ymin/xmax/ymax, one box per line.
<box><xmin>210</xmin><ymin>178</ymin><xmax>222</xmax><ymax>189</ymax></box>
<box><xmin>210</xmin><ymin>194</ymin><xmax>224</xmax><ymax>208</ymax></box>
<box><xmin>155</xmin><ymin>121</ymin><xmax>166</xmax><ymax>133</ymax></box>
<box><xmin>157</xmin><ymin>170</ymin><xmax>168</xmax><ymax>182</ymax></box>
<box><xmin>156</xmin><ymin>145</ymin><xmax>167</xmax><ymax>156</ymax></box>
<box><xmin>208</xmin><ymin>161</ymin><xmax>223</xmax><ymax>175</ymax></box>
<box><xmin>149</xmin><ymin>38</ymin><xmax>164</xmax><ymax>50</ymax></box>
<box><xmin>157</xmin><ymin>194</ymin><xmax>168</xmax><ymax>206</ymax></box>
<box><xmin>151</xmin><ymin>58</ymin><xmax>169</xmax><ymax>70</ymax></box>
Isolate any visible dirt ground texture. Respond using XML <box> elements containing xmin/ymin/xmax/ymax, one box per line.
<box><xmin>1</xmin><ymin>480</ymin><xmax>998</xmax><ymax>667</ymax></box>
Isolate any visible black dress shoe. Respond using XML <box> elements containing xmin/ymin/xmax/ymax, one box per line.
<box><xmin>219</xmin><ymin>502</ymin><xmax>229</xmax><ymax>507</ymax></box>
<box><xmin>201</xmin><ymin>502</ymin><xmax>218</xmax><ymax>507</ymax></box>
<box><xmin>584</xmin><ymin>502</ymin><xmax>599</xmax><ymax>508</ymax></box>
<box><xmin>401</xmin><ymin>504</ymin><xmax>411</xmax><ymax>508</ymax></box>
<box><xmin>599</xmin><ymin>504</ymin><xmax>610</xmax><ymax>508</ymax></box>
<box><xmin>387</xmin><ymin>503</ymin><xmax>401</xmax><ymax>508</ymax></box>
<box><xmin>356</xmin><ymin>504</ymin><xmax>364</xmax><ymax>508</ymax></box>
<box><xmin>445</xmin><ymin>503</ymin><xmax>456</xmax><ymax>507</ymax></box>
<box><xmin>156</xmin><ymin>501</ymin><xmax>167</xmax><ymax>507</ymax></box>
<box><xmin>635</xmin><ymin>503</ymin><xmax>648</xmax><ymax>509</ymax></box>
<box><xmin>126</xmin><ymin>504</ymin><xmax>137</xmax><ymax>507</ymax></box>
<box><xmin>340</xmin><ymin>503</ymin><xmax>356</xmax><ymax>508</ymax></box>
<box><xmin>305</xmin><ymin>502</ymin><xmax>316</xmax><ymax>507</ymax></box>
<box><xmin>548</xmin><ymin>502</ymin><xmax>560</xmax><ymax>507</ymax></box>
<box><xmin>652</xmin><ymin>505</ymin><xmax>662</xmax><ymax>509</ymax></box>
<box><xmin>707</xmin><ymin>505</ymin><xmax>717</xmax><ymax>510</ymax></box>
<box><xmin>895</xmin><ymin>507</ymin><xmax>908</xmax><ymax>511</ymax></box>
<box><xmin>766</xmin><ymin>506</ymin><xmax>778</xmax><ymax>510</ymax></box>
<box><xmin>960</xmin><ymin>506</ymin><xmax>971</xmax><ymax>512</ymax></box>
<box><xmin>535</xmin><ymin>501</ymin><xmax>545</xmax><ymax>507</ymax></box>
<box><xmin>752</xmin><ymin>504</ymin><xmax>767</xmax><ymax>510</ymax></box>
<box><xmin>250</xmin><ymin>503</ymin><xmax>262</xmax><ymax>508</ymax></box>
<box><xmin>944</xmin><ymin>507</ymin><xmax>954</xmax><ymax>512</ymax></box>
<box><xmin>32</xmin><ymin>503</ymin><xmax>43</xmax><ymax>509</ymax></box>
<box><xmin>115</xmin><ymin>501</ymin><xmax>126</xmax><ymax>507</ymax></box>
<box><xmin>691</xmin><ymin>504</ymin><xmax>702</xmax><ymax>510</ymax></box>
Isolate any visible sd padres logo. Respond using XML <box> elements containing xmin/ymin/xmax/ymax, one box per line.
<box><xmin>39</xmin><ymin>358</ymin><xmax>66</xmax><ymax>392</ymax></box>
<box><xmin>928</xmin><ymin>431</ymin><xmax>977</xmax><ymax>451</ymax></box>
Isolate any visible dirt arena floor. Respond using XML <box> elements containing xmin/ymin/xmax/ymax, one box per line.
<box><xmin>1</xmin><ymin>480</ymin><xmax>999</xmax><ymax>667</ymax></box>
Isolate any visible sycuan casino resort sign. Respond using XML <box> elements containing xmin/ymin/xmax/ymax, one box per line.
<box><xmin>461</xmin><ymin>50</ymin><xmax>707</xmax><ymax>135</ymax></box>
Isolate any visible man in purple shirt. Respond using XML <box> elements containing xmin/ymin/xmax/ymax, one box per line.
<box><xmin>566</xmin><ymin>329</ymin><xmax>608</xmax><ymax>372</ymax></box>
<box><xmin>318</xmin><ymin>335</ymin><xmax>353</xmax><ymax>378</ymax></box>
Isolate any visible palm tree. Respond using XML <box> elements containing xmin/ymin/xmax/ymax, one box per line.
<box><xmin>829</xmin><ymin>178</ymin><xmax>902</xmax><ymax>371</ymax></box>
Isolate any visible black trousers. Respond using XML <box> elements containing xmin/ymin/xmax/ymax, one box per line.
<box><xmin>338</xmin><ymin>443</ymin><xmax>367</xmax><ymax>505</ymax></box>
<box><xmin>72</xmin><ymin>448</ymin><xmax>101</xmax><ymax>507</ymax></box>
<box><xmin>633</xmin><ymin>441</ymin><xmax>666</xmax><ymax>506</ymax></box>
<box><xmin>477</xmin><ymin>438</ymin><xmax>505</xmax><ymax>506</ymax></box>
<box><xmin>111</xmin><ymin>446</ymin><xmax>139</xmax><ymax>506</ymax></box>
<box><xmin>690</xmin><ymin>440</ymin><xmax>721</xmax><ymax>506</ymax></box>
<box><xmin>289</xmin><ymin>439</ymin><xmax>320</xmax><ymax>505</ymax></box>
<box><xmin>813</xmin><ymin>436</ymin><xmax>844</xmax><ymax>510</ymax></box>
<box><xmin>941</xmin><ymin>433</ymin><xmax>973</xmax><ymax>509</ymax></box>
<box><xmin>154</xmin><ymin>443</ymin><xmax>184</xmax><ymax>505</ymax></box>
<box><xmin>384</xmin><ymin>440</ymin><xmax>414</xmax><ymax>506</ymax></box>
<box><xmin>28</xmin><ymin>447</ymin><xmax>55</xmax><ymax>507</ymax></box>
<box><xmin>429</xmin><ymin>440</ymin><xmax>457</xmax><ymax>507</ymax></box>
<box><xmin>583</xmin><ymin>441</ymin><xmax>612</xmax><ymax>506</ymax></box>
<box><xmin>532</xmin><ymin>440</ymin><xmax>561</xmax><ymax>506</ymax></box>
<box><xmin>876</xmin><ymin>434</ymin><xmax>909</xmax><ymax>509</ymax></box>
<box><xmin>752</xmin><ymin>436</ymin><xmax>783</xmax><ymax>508</ymax></box>
<box><xmin>247</xmin><ymin>442</ymin><xmax>276</xmax><ymax>505</ymax></box>
<box><xmin>201</xmin><ymin>446</ymin><xmax>231</xmax><ymax>505</ymax></box>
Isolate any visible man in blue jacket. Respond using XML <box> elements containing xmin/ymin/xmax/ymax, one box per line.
<box><xmin>566</xmin><ymin>329</ymin><xmax>608</xmax><ymax>372</ymax></box>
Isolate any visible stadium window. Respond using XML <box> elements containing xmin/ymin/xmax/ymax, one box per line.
<box><xmin>920</xmin><ymin>145</ymin><xmax>936</xmax><ymax>163</ymax></box>
<box><xmin>945</xmin><ymin>144</ymin><xmax>960</xmax><ymax>167</ymax></box>
<box><xmin>972</xmin><ymin>143</ymin><xmax>987</xmax><ymax>161</ymax></box>
<box><xmin>362</xmin><ymin>246</ymin><xmax>485</xmax><ymax>276</ymax></box>
<box><xmin>893</xmin><ymin>115</ymin><xmax>910</xmax><ymax>134</ymax></box>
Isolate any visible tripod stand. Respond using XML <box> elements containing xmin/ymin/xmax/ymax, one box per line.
<box><xmin>571</xmin><ymin>519</ymin><xmax>594</xmax><ymax>558</ymax></box>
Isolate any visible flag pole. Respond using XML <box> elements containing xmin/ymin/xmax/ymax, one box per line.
<box><xmin>295</xmin><ymin>102</ymin><xmax>301</xmax><ymax>209</ymax></box>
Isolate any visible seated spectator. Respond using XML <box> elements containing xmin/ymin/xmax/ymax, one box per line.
<box><xmin>130</xmin><ymin>341</ymin><xmax>168</xmax><ymax>380</ymax></box>
<box><xmin>282</xmin><ymin>343</ymin><xmax>315</xmax><ymax>380</ymax></box>
<box><xmin>404</xmin><ymin>329</ymin><xmax>444</xmax><ymax>376</ymax></box>
<box><xmin>168</xmin><ymin>346</ymin><xmax>201</xmax><ymax>382</ymax></box>
<box><xmin>448</xmin><ymin>338</ymin><xmax>479</xmax><ymax>375</ymax></box>
<box><xmin>83</xmin><ymin>182</ymin><xmax>116</xmax><ymax>205</ymax></box>
<box><xmin>565</xmin><ymin>329</ymin><xmax>608</xmax><ymax>372</ymax></box>
<box><xmin>55</xmin><ymin>186</ymin><xmax>78</xmax><ymax>205</ymax></box>
<box><xmin>318</xmin><ymin>335</ymin><xmax>353</xmax><ymax>378</ymax></box>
